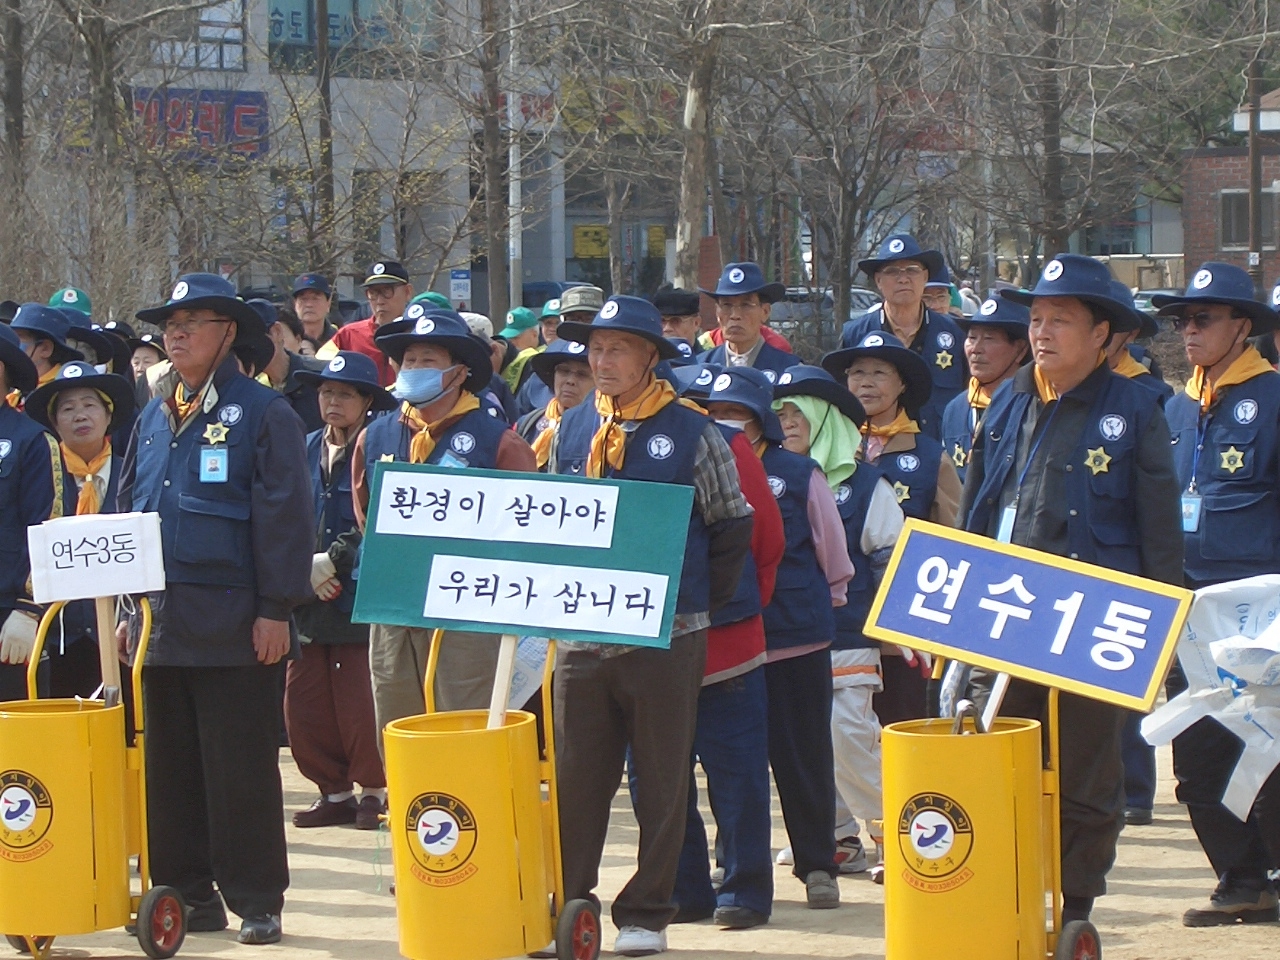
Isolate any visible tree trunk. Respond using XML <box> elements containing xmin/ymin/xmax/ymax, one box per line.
<box><xmin>1038</xmin><ymin>0</ymin><xmax>1068</xmax><ymax>257</ymax></box>
<box><xmin>479</xmin><ymin>0</ymin><xmax>509</xmax><ymax>321</ymax></box>
<box><xmin>84</xmin><ymin>13</ymin><xmax>126</xmax><ymax>301</ymax></box>
<box><xmin>314</xmin><ymin>0</ymin><xmax>335</xmax><ymax>272</ymax></box>
<box><xmin>674</xmin><ymin>35</ymin><xmax>720</xmax><ymax>289</ymax></box>
<box><xmin>707</xmin><ymin>130</ymin><xmax>732</xmax><ymax>269</ymax></box>
<box><xmin>2</xmin><ymin>0</ymin><xmax>24</xmax><ymax>293</ymax></box>
<box><xmin>605</xmin><ymin>170</ymin><xmax>631</xmax><ymax>295</ymax></box>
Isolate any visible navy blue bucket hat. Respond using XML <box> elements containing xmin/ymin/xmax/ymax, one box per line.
<box><xmin>528</xmin><ymin>338</ymin><xmax>592</xmax><ymax>388</ymax></box>
<box><xmin>700</xmin><ymin>262</ymin><xmax>785</xmax><ymax>304</ymax></box>
<box><xmin>665</xmin><ymin>337</ymin><xmax>697</xmax><ymax>364</ymax></box>
<box><xmin>671</xmin><ymin>362</ymin><xmax>722</xmax><ymax>400</ymax></box>
<box><xmin>25</xmin><ymin>360</ymin><xmax>136</xmax><ymax>434</ymax></box>
<box><xmin>858</xmin><ymin>233</ymin><xmax>945</xmax><ymax>280</ymax></box>
<box><xmin>246</xmin><ymin>298</ymin><xmax>279</xmax><ymax>329</ymax></box>
<box><xmin>373</xmin><ymin>304</ymin><xmax>493</xmax><ymax>392</ymax></box>
<box><xmin>557</xmin><ymin>295</ymin><xmax>680</xmax><ymax>360</ymax></box>
<box><xmin>704</xmin><ymin>366</ymin><xmax>784</xmax><ymax>443</ymax></box>
<box><xmin>0</xmin><ymin>322</ymin><xmax>37</xmax><ymax>393</ymax></box>
<box><xmin>136</xmin><ymin>274</ymin><xmax>266</xmax><ymax>343</ymax></box>
<box><xmin>11</xmin><ymin>303</ymin><xmax>85</xmax><ymax>365</ymax></box>
<box><xmin>821</xmin><ymin>332</ymin><xmax>933</xmax><ymax>417</ymax></box>
<box><xmin>774</xmin><ymin>364</ymin><xmax>866</xmax><ymax>427</ymax></box>
<box><xmin>957</xmin><ymin>296</ymin><xmax>1031</xmax><ymax>339</ymax></box>
<box><xmin>1000</xmin><ymin>254</ymin><xmax>1138</xmax><ymax>332</ymax></box>
<box><xmin>58</xmin><ymin>308</ymin><xmax>115</xmax><ymax>368</ymax></box>
<box><xmin>1107</xmin><ymin>280</ymin><xmax>1158</xmax><ymax>340</ymax></box>
<box><xmin>1153</xmin><ymin>262</ymin><xmax>1278</xmax><ymax>336</ymax></box>
<box><xmin>294</xmin><ymin>350</ymin><xmax>397</xmax><ymax>411</ymax></box>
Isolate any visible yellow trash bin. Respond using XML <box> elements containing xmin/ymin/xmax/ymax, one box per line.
<box><xmin>385</xmin><ymin>709</ymin><xmax>553</xmax><ymax>960</ymax></box>
<box><xmin>883</xmin><ymin>716</ymin><xmax>1045</xmax><ymax>960</ymax></box>
<box><xmin>0</xmin><ymin>699</ymin><xmax>130</xmax><ymax>936</ymax></box>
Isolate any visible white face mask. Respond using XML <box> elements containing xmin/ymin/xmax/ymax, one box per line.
<box><xmin>93</xmin><ymin>363</ymin><xmax>108</xmax><ymax>374</ymax></box>
<box><xmin>715</xmin><ymin>418</ymin><xmax>751</xmax><ymax>432</ymax></box>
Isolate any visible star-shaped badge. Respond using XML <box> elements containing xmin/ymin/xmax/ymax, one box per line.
<box><xmin>1220</xmin><ymin>446</ymin><xmax>1246</xmax><ymax>474</ymax></box>
<box><xmin>202</xmin><ymin>422</ymin><xmax>228</xmax><ymax>445</ymax></box>
<box><xmin>951</xmin><ymin>444</ymin><xmax>967</xmax><ymax>468</ymax></box>
<box><xmin>379</xmin><ymin>453</ymin><xmax>396</xmax><ymax>462</ymax></box>
<box><xmin>892</xmin><ymin>480</ymin><xmax>911</xmax><ymax>504</ymax></box>
<box><xmin>1085</xmin><ymin>446</ymin><xmax>1111</xmax><ymax>475</ymax></box>
<box><xmin>935</xmin><ymin>350</ymin><xmax>953</xmax><ymax>369</ymax></box>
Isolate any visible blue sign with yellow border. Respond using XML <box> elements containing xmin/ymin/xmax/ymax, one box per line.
<box><xmin>865</xmin><ymin>520</ymin><xmax>1192</xmax><ymax>711</ymax></box>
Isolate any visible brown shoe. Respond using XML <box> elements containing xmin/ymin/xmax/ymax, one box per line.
<box><xmin>1183</xmin><ymin>886</ymin><xmax>1279</xmax><ymax>926</ymax></box>
<box><xmin>293</xmin><ymin>796</ymin><xmax>357</xmax><ymax>828</ymax></box>
<box><xmin>355</xmin><ymin>795</ymin><xmax>386</xmax><ymax>830</ymax></box>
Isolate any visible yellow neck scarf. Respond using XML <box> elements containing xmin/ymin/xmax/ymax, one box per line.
<box><xmin>172</xmin><ymin>381</ymin><xmax>203</xmax><ymax>423</ymax></box>
<box><xmin>37</xmin><ymin>364</ymin><xmax>62</xmax><ymax>388</ymax></box>
<box><xmin>967</xmin><ymin>376</ymin><xmax>994</xmax><ymax>411</ymax></box>
<box><xmin>863</xmin><ymin>407</ymin><xmax>920</xmax><ymax>440</ymax></box>
<box><xmin>530</xmin><ymin>397</ymin><xmax>563</xmax><ymax>469</ymax></box>
<box><xmin>1034</xmin><ymin>351</ymin><xmax>1107</xmax><ymax>404</ymax></box>
<box><xmin>1185</xmin><ymin>345</ymin><xmax>1274</xmax><ymax>413</ymax></box>
<box><xmin>405</xmin><ymin>393</ymin><xmax>481</xmax><ymax>464</ymax></box>
<box><xmin>1112</xmin><ymin>349</ymin><xmax>1150</xmax><ymax>381</ymax></box>
<box><xmin>587</xmin><ymin>377</ymin><xmax>681</xmax><ymax>478</ymax></box>
<box><xmin>5</xmin><ymin>389</ymin><xmax>20</xmax><ymax>409</ymax></box>
<box><xmin>61</xmin><ymin>441</ymin><xmax>111</xmax><ymax>515</ymax></box>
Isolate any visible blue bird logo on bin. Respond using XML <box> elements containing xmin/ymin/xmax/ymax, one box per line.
<box><xmin>0</xmin><ymin>770</ymin><xmax>54</xmax><ymax>861</ymax></box>
<box><xmin>898</xmin><ymin>793</ymin><xmax>975</xmax><ymax>893</ymax></box>
<box><xmin>404</xmin><ymin>792</ymin><xmax>479</xmax><ymax>886</ymax></box>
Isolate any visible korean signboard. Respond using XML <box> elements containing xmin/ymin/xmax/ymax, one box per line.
<box><xmin>28</xmin><ymin>512</ymin><xmax>166</xmax><ymax>604</ymax></box>
<box><xmin>865</xmin><ymin>520</ymin><xmax>1193</xmax><ymax>711</ymax></box>
<box><xmin>353</xmin><ymin>464</ymin><xmax>692</xmax><ymax>647</ymax></box>
<box><xmin>132</xmin><ymin>88</ymin><xmax>269</xmax><ymax>162</ymax></box>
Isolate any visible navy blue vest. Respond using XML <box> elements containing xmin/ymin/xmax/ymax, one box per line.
<box><xmin>965</xmin><ymin>372</ymin><xmax>1156</xmax><ymax>575</ymax></box>
<box><xmin>940</xmin><ymin>391</ymin><xmax>979</xmax><ymax>484</ymax></box>
<box><xmin>831</xmin><ymin>462</ymin><xmax>886</xmax><ymax>651</ymax></box>
<box><xmin>554</xmin><ymin>398</ymin><xmax>711</xmax><ymax>615</ymax></box>
<box><xmin>307</xmin><ymin>430</ymin><xmax>359</xmax><ymax>614</ymax></box>
<box><xmin>55</xmin><ymin>455</ymin><xmax>123</xmax><ymax>648</ymax></box>
<box><xmin>131</xmin><ymin>374</ymin><xmax>278</xmax><ymax>589</ymax></box>
<box><xmin>362</xmin><ymin>404</ymin><xmax>508</xmax><ymax>470</ymax></box>
<box><xmin>760</xmin><ymin>445</ymin><xmax>836</xmax><ymax>649</ymax></box>
<box><xmin>699</xmin><ymin>340</ymin><xmax>795</xmax><ymax>383</ymax></box>
<box><xmin>840</xmin><ymin>308</ymin><xmax>966</xmax><ymax>439</ymax></box>
<box><xmin>1166</xmin><ymin>371</ymin><xmax>1280</xmax><ymax>583</ymax></box>
<box><xmin>709</xmin><ymin>423</ymin><xmax>762</xmax><ymax>627</ymax></box>
<box><xmin>1130</xmin><ymin>370</ymin><xmax>1174</xmax><ymax>407</ymax></box>
<box><xmin>874</xmin><ymin>434</ymin><xmax>943</xmax><ymax>521</ymax></box>
<box><xmin>0</xmin><ymin>406</ymin><xmax>65</xmax><ymax>610</ymax></box>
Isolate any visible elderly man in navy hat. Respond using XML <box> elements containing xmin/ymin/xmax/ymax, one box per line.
<box><xmin>10</xmin><ymin>303</ymin><xmax>84</xmax><ymax>388</ymax></box>
<box><xmin>940</xmin><ymin>296</ymin><xmax>1030</xmax><ymax>482</ymax></box>
<box><xmin>840</xmin><ymin>234</ymin><xmax>968</xmax><ymax>439</ymax></box>
<box><xmin>546</xmin><ymin>296</ymin><xmax>753</xmax><ymax>956</ymax></box>
<box><xmin>0</xmin><ymin>322</ymin><xmax>69</xmax><ymax>700</ymax></box>
<box><xmin>317</xmin><ymin>259</ymin><xmax>414</xmax><ymax>385</ymax></box>
<box><xmin>1153</xmin><ymin>262</ymin><xmax>1280</xmax><ymax>926</ymax></box>
<box><xmin>960</xmin><ymin>253</ymin><xmax>1183</xmax><ymax>929</ymax></box>
<box><xmin>291</xmin><ymin>273</ymin><xmax>336</xmax><ymax>346</ymax></box>
<box><xmin>699</xmin><ymin>263</ymin><xmax>796</xmax><ymax>382</ymax></box>
<box><xmin>117</xmin><ymin>273</ymin><xmax>315</xmax><ymax>944</ymax></box>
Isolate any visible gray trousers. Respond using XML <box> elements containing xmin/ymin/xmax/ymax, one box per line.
<box><xmin>368</xmin><ymin>624</ymin><xmax>501</xmax><ymax>759</ymax></box>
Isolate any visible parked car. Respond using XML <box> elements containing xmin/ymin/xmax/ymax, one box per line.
<box><xmin>1133</xmin><ymin>288</ymin><xmax>1181</xmax><ymax>315</ymax></box>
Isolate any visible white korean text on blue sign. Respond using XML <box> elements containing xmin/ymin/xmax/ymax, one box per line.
<box><xmin>865</xmin><ymin>520</ymin><xmax>1192</xmax><ymax>710</ymax></box>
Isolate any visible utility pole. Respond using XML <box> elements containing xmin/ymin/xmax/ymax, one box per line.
<box><xmin>1247</xmin><ymin>11</ymin><xmax>1265</xmax><ymax>299</ymax></box>
<box><xmin>507</xmin><ymin>0</ymin><xmax>523</xmax><ymax>312</ymax></box>
<box><xmin>315</xmin><ymin>0</ymin><xmax>335</xmax><ymax>273</ymax></box>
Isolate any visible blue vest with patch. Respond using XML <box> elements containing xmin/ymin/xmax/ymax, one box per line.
<box><xmin>709</xmin><ymin>423</ymin><xmax>761</xmax><ymax>627</ymax></box>
<box><xmin>760</xmin><ymin>445</ymin><xmax>835</xmax><ymax>649</ymax></box>
<box><xmin>362</xmin><ymin>404</ymin><xmax>508</xmax><ymax>470</ymax></box>
<box><xmin>940</xmin><ymin>391</ymin><xmax>980</xmax><ymax>484</ymax></box>
<box><xmin>1166</xmin><ymin>372</ymin><xmax>1280</xmax><ymax>583</ymax></box>
<box><xmin>699</xmin><ymin>340</ymin><xmax>796</xmax><ymax>383</ymax></box>
<box><xmin>307</xmin><ymin>430</ymin><xmax>359</xmax><ymax>614</ymax></box>
<box><xmin>965</xmin><ymin>374</ymin><xmax>1155</xmax><ymax>575</ymax></box>
<box><xmin>840</xmin><ymin>308</ymin><xmax>966</xmax><ymax>439</ymax></box>
<box><xmin>554</xmin><ymin>399</ymin><xmax>711</xmax><ymax>615</ymax></box>
<box><xmin>875</xmin><ymin>435</ymin><xmax>942</xmax><ymax>521</ymax></box>
<box><xmin>831</xmin><ymin>462</ymin><xmax>886</xmax><ymax>651</ymax></box>
<box><xmin>131</xmin><ymin>375</ymin><xmax>277</xmax><ymax>589</ymax></box>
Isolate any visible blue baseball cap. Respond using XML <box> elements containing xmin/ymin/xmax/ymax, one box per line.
<box><xmin>700</xmin><ymin>262</ymin><xmax>785</xmax><ymax>304</ymax></box>
<box><xmin>294</xmin><ymin>350</ymin><xmax>397</xmax><ymax>411</ymax></box>
<box><xmin>1153</xmin><ymin>262</ymin><xmax>1277</xmax><ymax>335</ymax></box>
<box><xmin>557</xmin><ymin>295</ymin><xmax>680</xmax><ymax>360</ymax></box>
<box><xmin>292</xmin><ymin>273</ymin><xmax>332</xmax><ymax>298</ymax></box>
<box><xmin>858</xmin><ymin>234</ymin><xmax>944</xmax><ymax>280</ymax></box>
<box><xmin>1000</xmin><ymin>254</ymin><xmax>1138</xmax><ymax>332</ymax></box>
<box><xmin>704</xmin><ymin>366</ymin><xmax>783</xmax><ymax>443</ymax></box>
<box><xmin>774</xmin><ymin>364</ymin><xmax>866</xmax><ymax>427</ymax></box>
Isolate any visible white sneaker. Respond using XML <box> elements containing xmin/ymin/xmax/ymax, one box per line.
<box><xmin>775</xmin><ymin>845</ymin><xmax>794</xmax><ymax>866</ymax></box>
<box><xmin>709</xmin><ymin>865</ymin><xmax>725</xmax><ymax>888</ymax></box>
<box><xmin>834</xmin><ymin>836</ymin><xmax>868</xmax><ymax>874</ymax></box>
<box><xmin>613</xmin><ymin>925</ymin><xmax>667</xmax><ymax>956</ymax></box>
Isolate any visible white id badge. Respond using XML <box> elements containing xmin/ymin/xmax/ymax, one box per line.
<box><xmin>1181</xmin><ymin>493</ymin><xmax>1203</xmax><ymax>533</ymax></box>
<box><xmin>996</xmin><ymin>504</ymin><xmax>1017</xmax><ymax>543</ymax></box>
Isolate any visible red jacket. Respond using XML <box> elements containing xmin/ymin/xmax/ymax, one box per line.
<box><xmin>703</xmin><ymin>431</ymin><xmax>785</xmax><ymax>683</ymax></box>
<box><xmin>701</xmin><ymin>325</ymin><xmax>793</xmax><ymax>353</ymax></box>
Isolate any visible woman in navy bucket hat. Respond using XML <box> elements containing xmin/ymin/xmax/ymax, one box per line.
<box><xmin>841</xmin><ymin>234</ymin><xmax>967</xmax><ymax>439</ymax></box>
<box><xmin>697</xmin><ymin>263</ymin><xmax>795</xmax><ymax>382</ymax></box>
<box><xmin>286</xmin><ymin>351</ymin><xmax>394</xmax><ymax>832</ymax></box>
<box><xmin>1157</xmin><ymin>261</ymin><xmax>1280</xmax><ymax>926</ymax></box>
<box><xmin>517</xmin><ymin>338</ymin><xmax>595</xmax><ymax>462</ymax></box>
<box><xmin>10</xmin><ymin>303</ymin><xmax>85</xmax><ymax>386</ymax></box>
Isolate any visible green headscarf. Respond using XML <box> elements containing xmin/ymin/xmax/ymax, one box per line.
<box><xmin>771</xmin><ymin>394</ymin><xmax>862</xmax><ymax>491</ymax></box>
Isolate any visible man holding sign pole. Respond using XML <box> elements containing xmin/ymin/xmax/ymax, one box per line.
<box><xmin>548</xmin><ymin>296</ymin><xmax>753</xmax><ymax>957</ymax></box>
<box><xmin>960</xmin><ymin>254</ymin><xmax>1183</xmax><ymax>925</ymax></box>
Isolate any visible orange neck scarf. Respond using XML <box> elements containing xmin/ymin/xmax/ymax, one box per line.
<box><xmin>37</xmin><ymin>364</ymin><xmax>61</xmax><ymax>388</ymax></box>
<box><xmin>863</xmin><ymin>407</ymin><xmax>920</xmax><ymax>440</ymax></box>
<box><xmin>172</xmin><ymin>381</ymin><xmax>204</xmax><ymax>423</ymax></box>
<box><xmin>1185</xmin><ymin>346</ymin><xmax>1274</xmax><ymax>413</ymax></box>
<box><xmin>1034</xmin><ymin>351</ymin><xmax>1107</xmax><ymax>404</ymax></box>
<box><xmin>61</xmin><ymin>441</ymin><xmax>111</xmax><ymax>515</ymax></box>
<box><xmin>530</xmin><ymin>397</ymin><xmax>564</xmax><ymax>469</ymax></box>
<box><xmin>405</xmin><ymin>393</ymin><xmax>481</xmax><ymax>464</ymax></box>
<box><xmin>1112</xmin><ymin>349</ymin><xmax>1150</xmax><ymax>381</ymax></box>
<box><xmin>967</xmin><ymin>376</ymin><xmax>994</xmax><ymax>411</ymax></box>
<box><xmin>587</xmin><ymin>377</ymin><xmax>683</xmax><ymax>478</ymax></box>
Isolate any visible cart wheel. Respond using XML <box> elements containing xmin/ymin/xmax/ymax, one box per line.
<box><xmin>1054</xmin><ymin>920</ymin><xmax>1102</xmax><ymax>960</ymax></box>
<box><xmin>136</xmin><ymin>886</ymin><xmax>187</xmax><ymax>959</ymax></box>
<box><xmin>556</xmin><ymin>899</ymin><xmax>601</xmax><ymax>960</ymax></box>
<box><xmin>4</xmin><ymin>937</ymin><xmax>50</xmax><ymax>956</ymax></box>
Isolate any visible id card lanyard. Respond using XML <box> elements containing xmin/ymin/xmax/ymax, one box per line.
<box><xmin>997</xmin><ymin>399</ymin><xmax>1060</xmax><ymax>543</ymax></box>
<box><xmin>1182</xmin><ymin>412</ymin><xmax>1210</xmax><ymax>533</ymax></box>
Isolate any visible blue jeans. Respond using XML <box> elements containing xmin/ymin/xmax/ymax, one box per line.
<box><xmin>1121</xmin><ymin>710</ymin><xmax>1156</xmax><ymax>810</ymax></box>
<box><xmin>632</xmin><ymin>667</ymin><xmax>773</xmax><ymax>917</ymax></box>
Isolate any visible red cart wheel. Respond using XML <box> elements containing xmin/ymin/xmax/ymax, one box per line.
<box><xmin>137</xmin><ymin>886</ymin><xmax>187</xmax><ymax>959</ymax></box>
<box><xmin>556</xmin><ymin>899</ymin><xmax>601</xmax><ymax>960</ymax></box>
<box><xmin>1054</xmin><ymin>920</ymin><xmax>1102</xmax><ymax>960</ymax></box>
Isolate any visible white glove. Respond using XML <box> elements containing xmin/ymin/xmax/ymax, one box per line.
<box><xmin>310</xmin><ymin>552</ymin><xmax>338</xmax><ymax>591</ymax></box>
<box><xmin>897</xmin><ymin>646</ymin><xmax>933</xmax><ymax>670</ymax></box>
<box><xmin>0</xmin><ymin>611</ymin><xmax>39</xmax><ymax>665</ymax></box>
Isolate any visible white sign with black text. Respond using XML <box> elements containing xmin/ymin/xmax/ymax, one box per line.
<box><xmin>28</xmin><ymin>512</ymin><xmax>166</xmax><ymax>603</ymax></box>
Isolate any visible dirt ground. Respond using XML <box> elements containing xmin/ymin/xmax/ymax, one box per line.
<box><xmin>34</xmin><ymin>743</ymin><xmax>1274</xmax><ymax>960</ymax></box>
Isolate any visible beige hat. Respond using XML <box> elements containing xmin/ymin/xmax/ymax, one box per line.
<box><xmin>461</xmin><ymin>311</ymin><xmax>493</xmax><ymax>338</ymax></box>
<box><xmin>558</xmin><ymin>285</ymin><xmax>605</xmax><ymax>316</ymax></box>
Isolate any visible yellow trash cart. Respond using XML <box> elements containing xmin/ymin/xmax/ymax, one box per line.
<box><xmin>0</xmin><ymin>598</ymin><xmax>186</xmax><ymax>959</ymax></box>
<box><xmin>384</xmin><ymin>632</ymin><xmax>600</xmax><ymax>960</ymax></box>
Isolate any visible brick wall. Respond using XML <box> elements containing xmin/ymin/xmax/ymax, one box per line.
<box><xmin>1182</xmin><ymin>146</ymin><xmax>1280</xmax><ymax>285</ymax></box>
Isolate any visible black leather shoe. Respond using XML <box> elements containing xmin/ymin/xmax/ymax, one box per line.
<box><xmin>671</xmin><ymin>903</ymin><xmax>714</xmax><ymax>923</ymax></box>
<box><xmin>186</xmin><ymin>895</ymin><xmax>228</xmax><ymax>932</ymax></box>
<box><xmin>293</xmin><ymin>796</ymin><xmax>357</xmax><ymax>828</ymax></box>
<box><xmin>1124</xmin><ymin>806</ymin><xmax>1153</xmax><ymax>826</ymax></box>
<box><xmin>238</xmin><ymin>915</ymin><xmax>282</xmax><ymax>945</ymax></box>
<box><xmin>714</xmin><ymin>905</ymin><xmax>769</xmax><ymax>929</ymax></box>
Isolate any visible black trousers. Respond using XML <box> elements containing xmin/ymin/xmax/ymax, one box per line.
<box><xmin>143</xmin><ymin>664</ymin><xmax>290</xmax><ymax>919</ymax></box>
<box><xmin>765</xmin><ymin>648</ymin><xmax>838</xmax><ymax>879</ymax></box>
